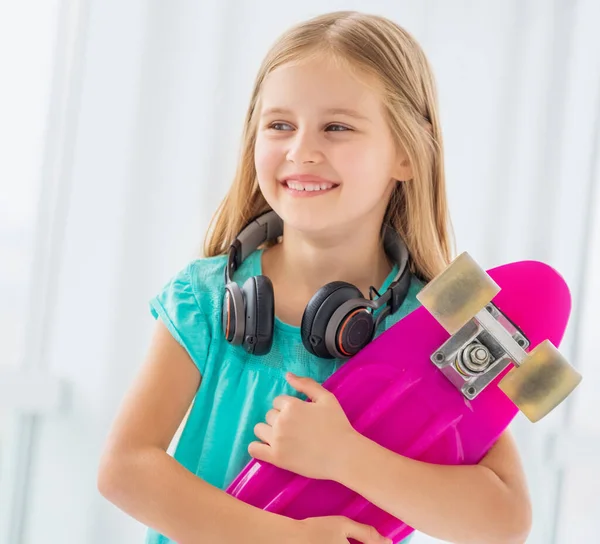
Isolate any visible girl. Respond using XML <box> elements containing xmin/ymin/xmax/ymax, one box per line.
<box><xmin>98</xmin><ymin>10</ymin><xmax>532</xmax><ymax>544</ymax></box>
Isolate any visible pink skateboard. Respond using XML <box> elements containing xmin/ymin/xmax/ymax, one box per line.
<box><xmin>226</xmin><ymin>253</ymin><xmax>582</xmax><ymax>543</ymax></box>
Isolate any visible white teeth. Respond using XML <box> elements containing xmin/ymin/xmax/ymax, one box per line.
<box><xmin>285</xmin><ymin>181</ymin><xmax>335</xmax><ymax>191</ymax></box>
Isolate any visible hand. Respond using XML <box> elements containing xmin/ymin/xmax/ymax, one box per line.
<box><xmin>248</xmin><ymin>372</ymin><xmax>357</xmax><ymax>481</ymax></box>
<box><xmin>295</xmin><ymin>516</ymin><xmax>392</xmax><ymax>544</ymax></box>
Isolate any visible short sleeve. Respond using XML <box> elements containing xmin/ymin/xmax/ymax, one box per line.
<box><xmin>149</xmin><ymin>262</ymin><xmax>211</xmax><ymax>375</ymax></box>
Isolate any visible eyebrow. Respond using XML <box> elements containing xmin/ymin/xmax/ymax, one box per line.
<box><xmin>260</xmin><ymin>106</ymin><xmax>370</xmax><ymax>121</ymax></box>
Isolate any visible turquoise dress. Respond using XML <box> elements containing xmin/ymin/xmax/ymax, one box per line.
<box><xmin>146</xmin><ymin>248</ymin><xmax>424</xmax><ymax>543</ymax></box>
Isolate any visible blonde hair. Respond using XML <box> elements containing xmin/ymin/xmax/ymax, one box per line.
<box><xmin>203</xmin><ymin>10</ymin><xmax>455</xmax><ymax>282</ymax></box>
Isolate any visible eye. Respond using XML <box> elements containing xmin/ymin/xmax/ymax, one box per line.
<box><xmin>268</xmin><ymin>122</ymin><xmax>294</xmax><ymax>131</ymax></box>
<box><xmin>325</xmin><ymin>124</ymin><xmax>351</xmax><ymax>132</ymax></box>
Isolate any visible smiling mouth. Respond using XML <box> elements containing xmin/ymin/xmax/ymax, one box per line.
<box><xmin>283</xmin><ymin>180</ymin><xmax>338</xmax><ymax>192</ymax></box>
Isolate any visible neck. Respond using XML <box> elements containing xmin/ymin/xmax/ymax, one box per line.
<box><xmin>263</xmin><ymin>222</ymin><xmax>393</xmax><ymax>301</ymax></box>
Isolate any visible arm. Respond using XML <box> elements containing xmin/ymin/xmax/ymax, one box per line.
<box><xmin>97</xmin><ymin>319</ymin><xmax>296</xmax><ymax>544</ymax></box>
<box><xmin>335</xmin><ymin>429</ymin><xmax>532</xmax><ymax>544</ymax></box>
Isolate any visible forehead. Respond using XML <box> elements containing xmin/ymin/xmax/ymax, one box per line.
<box><xmin>258</xmin><ymin>54</ymin><xmax>385</xmax><ymax>117</ymax></box>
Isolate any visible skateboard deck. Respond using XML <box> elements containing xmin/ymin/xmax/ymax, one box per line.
<box><xmin>225</xmin><ymin>256</ymin><xmax>579</xmax><ymax>543</ymax></box>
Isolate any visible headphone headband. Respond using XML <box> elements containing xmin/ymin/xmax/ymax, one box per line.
<box><xmin>225</xmin><ymin>211</ymin><xmax>284</xmax><ymax>284</ymax></box>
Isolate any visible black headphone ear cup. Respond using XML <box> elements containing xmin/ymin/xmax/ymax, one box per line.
<box><xmin>333</xmin><ymin>306</ymin><xmax>375</xmax><ymax>357</ymax></box>
<box><xmin>301</xmin><ymin>282</ymin><xmax>345</xmax><ymax>357</ymax></box>
<box><xmin>241</xmin><ymin>275</ymin><xmax>274</xmax><ymax>355</ymax></box>
<box><xmin>301</xmin><ymin>281</ymin><xmax>370</xmax><ymax>359</ymax></box>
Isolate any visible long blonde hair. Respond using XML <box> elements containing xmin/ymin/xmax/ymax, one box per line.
<box><xmin>203</xmin><ymin>10</ymin><xmax>455</xmax><ymax>282</ymax></box>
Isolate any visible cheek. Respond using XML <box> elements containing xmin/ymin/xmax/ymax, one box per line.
<box><xmin>332</xmin><ymin>140</ymin><xmax>394</xmax><ymax>191</ymax></box>
<box><xmin>254</xmin><ymin>136</ymin><xmax>282</xmax><ymax>180</ymax></box>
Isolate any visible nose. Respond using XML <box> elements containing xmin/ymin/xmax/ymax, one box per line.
<box><xmin>286</xmin><ymin>129</ymin><xmax>323</xmax><ymax>164</ymax></box>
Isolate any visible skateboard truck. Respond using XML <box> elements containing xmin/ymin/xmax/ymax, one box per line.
<box><xmin>430</xmin><ymin>302</ymin><xmax>530</xmax><ymax>400</ymax></box>
<box><xmin>417</xmin><ymin>252</ymin><xmax>582</xmax><ymax>421</ymax></box>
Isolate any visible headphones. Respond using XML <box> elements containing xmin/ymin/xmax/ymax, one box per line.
<box><xmin>222</xmin><ymin>210</ymin><xmax>412</xmax><ymax>359</ymax></box>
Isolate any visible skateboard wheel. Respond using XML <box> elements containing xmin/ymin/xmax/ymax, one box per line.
<box><xmin>498</xmin><ymin>340</ymin><xmax>582</xmax><ymax>422</ymax></box>
<box><xmin>416</xmin><ymin>252</ymin><xmax>501</xmax><ymax>335</ymax></box>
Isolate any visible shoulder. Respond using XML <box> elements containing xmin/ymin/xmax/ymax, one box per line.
<box><xmin>152</xmin><ymin>254</ymin><xmax>228</xmax><ymax>312</ymax></box>
<box><xmin>185</xmin><ymin>249</ymin><xmax>262</xmax><ymax>313</ymax></box>
<box><xmin>148</xmin><ymin>254</ymin><xmax>231</xmax><ymax>374</ymax></box>
<box><xmin>185</xmin><ymin>254</ymin><xmax>229</xmax><ymax>314</ymax></box>
<box><xmin>149</xmin><ymin>253</ymin><xmax>229</xmax><ymax>334</ymax></box>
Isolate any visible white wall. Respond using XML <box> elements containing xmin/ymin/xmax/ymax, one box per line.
<box><xmin>1</xmin><ymin>0</ymin><xmax>599</xmax><ymax>542</ymax></box>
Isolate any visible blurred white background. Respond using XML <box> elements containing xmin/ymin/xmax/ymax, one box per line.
<box><xmin>0</xmin><ymin>0</ymin><xmax>599</xmax><ymax>543</ymax></box>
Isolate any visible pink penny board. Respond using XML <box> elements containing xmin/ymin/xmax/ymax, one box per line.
<box><xmin>226</xmin><ymin>260</ymin><xmax>571</xmax><ymax>543</ymax></box>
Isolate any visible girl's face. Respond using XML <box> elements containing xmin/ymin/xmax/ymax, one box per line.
<box><xmin>254</xmin><ymin>54</ymin><xmax>410</xmax><ymax>237</ymax></box>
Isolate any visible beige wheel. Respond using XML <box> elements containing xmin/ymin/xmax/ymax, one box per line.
<box><xmin>416</xmin><ymin>252</ymin><xmax>501</xmax><ymax>335</ymax></box>
<box><xmin>499</xmin><ymin>340</ymin><xmax>582</xmax><ymax>422</ymax></box>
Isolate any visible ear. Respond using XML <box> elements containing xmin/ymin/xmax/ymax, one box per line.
<box><xmin>392</xmin><ymin>150</ymin><xmax>413</xmax><ymax>182</ymax></box>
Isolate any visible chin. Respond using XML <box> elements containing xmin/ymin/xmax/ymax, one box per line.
<box><xmin>276</xmin><ymin>206</ymin><xmax>356</xmax><ymax>239</ymax></box>
<box><xmin>267</xmin><ymin>203</ymin><xmax>321</xmax><ymax>228</ymax></box>
<box><xmin>283</xmin><ymin>212</ymin><xmax>330</xmax><ymax>232</ymax></box>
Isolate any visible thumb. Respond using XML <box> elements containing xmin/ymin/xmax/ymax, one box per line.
<box><xmin>345</xmin><ymin>519</ymin><xmax>392</xmax><ymax>544</ymax></box>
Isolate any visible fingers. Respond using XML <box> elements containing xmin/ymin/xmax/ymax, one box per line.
<box><xmin>247</xmin><ymin>440</ymin><xmax>271</xmax><ymax>462</ymax></box>
<box><xmin>285</xmin><ymin>373</ymin><xmax>331</xmax><ymax>402</ymax></box>
<box><xmin>344</xmin><ymin>518</ymin><xmax>392</xmax><ymax>544</ymax></box>
<box><xmin>265</xmin><ymin>408</ymin><xmax>279</xmax><ymax>426</ymax></box>
<box><xmin>273</xmin><ymin>394</ymin><xmax>301</xmax><ymax>411</ymax></box>
<box><xmin>253</xmin><ymin>422</ymin><xmax>273</xmax><ymax>444</ymax></box>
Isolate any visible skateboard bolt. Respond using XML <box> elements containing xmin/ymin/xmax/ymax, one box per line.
<box><xmin>473</xmin><ymin>348</ymin><xmax>487</xmax><ymax>362</ymax></box>
<box><xmin>461</xmin><ymin>343</ymin><xmax>491</xmax><ymax>373</ymax></box>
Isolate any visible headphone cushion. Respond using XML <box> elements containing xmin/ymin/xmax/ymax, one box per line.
<box><xmin>242</xmin><ymin>275</ymin><xmax>274</xmax><ymax>355</ymax></box>
<box><xmin>301</xmin><ymin>281</ymin><xmax>363</xmax><ymax>358</ymax></box>
<box><xmin>253</xmin><ymin>275</ymin><xmax>274</xmax><ymax>349</ymax></box>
